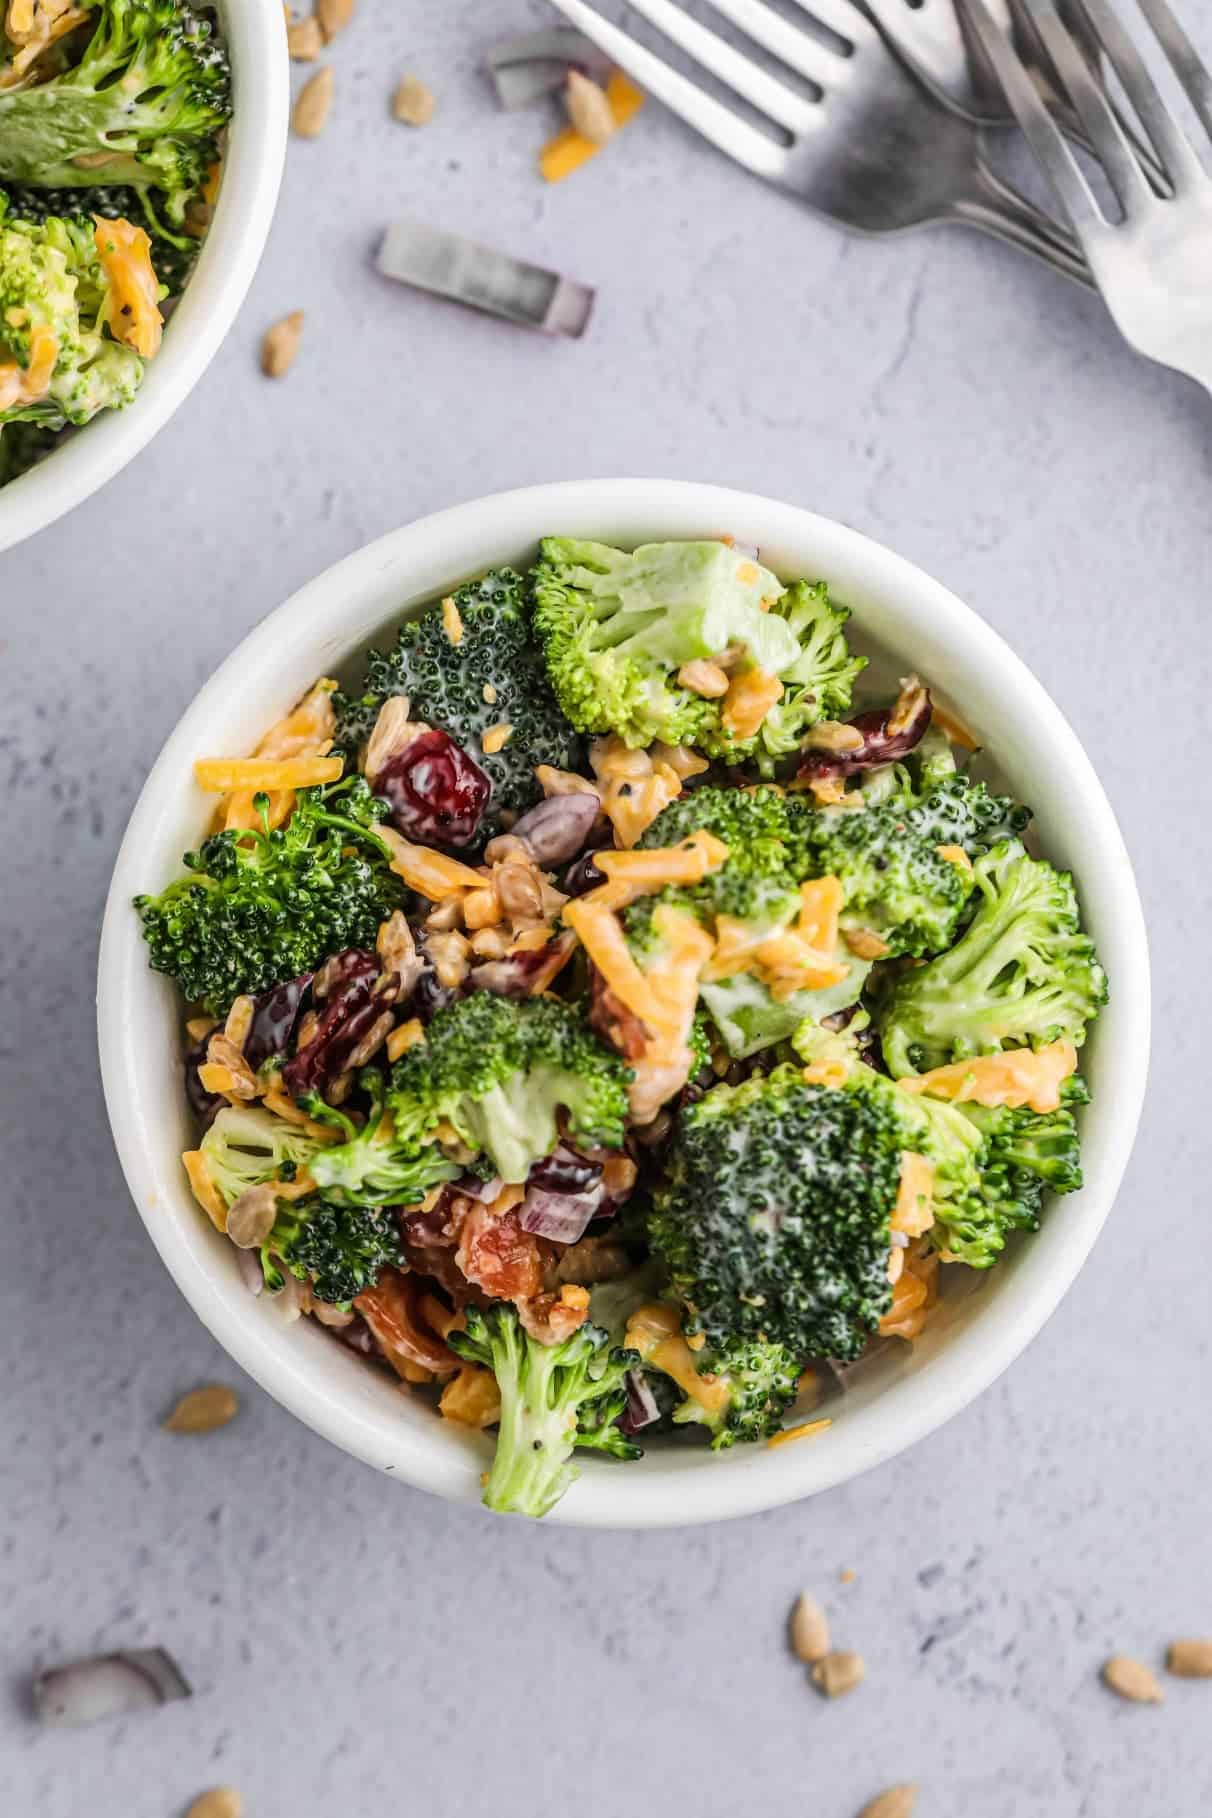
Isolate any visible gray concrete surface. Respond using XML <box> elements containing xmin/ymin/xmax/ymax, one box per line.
<box><xmin>3</xmin><ymin>3</ymin><xmax>1211</xmax><ymax>1813</ymax></box>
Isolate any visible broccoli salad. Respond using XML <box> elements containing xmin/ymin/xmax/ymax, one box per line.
<box><xmin>0</xmin><ymin>0</ymin><xmax>231</xmax><ymax>486</ymax></box>
<box><xmin>136</xmin><ymin>538</ymin><xmax>1108</xmax><ymax>1520</ymax></box>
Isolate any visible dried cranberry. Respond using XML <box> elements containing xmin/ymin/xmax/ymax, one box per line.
<box><xmin>184</xmin><ymin>1042</ymin><xmax>224</xmax><ymax>1131</ymax></box>
<box><xmin>244</xmin><ymin>973</ymin><xmax>311</xmax><ymax>1072</ymax></box>
<box><xmin>376</xmin><ymin>729</ymin><xmax>492</xmax><ymax>848</ymax></box>
<box><xmin>283</xmin><ymin>950</ymin><xmax>394</xmax><ymax>1098</ymax></box>
<box><xmin>314</xmin><ymin>948</ymin><xmax>378</xmax><ymax>1000</ymax></box>
<box><xmin>528</xmin><ymin>1144</ymin><xmax>603</xmax><ymax>1196</ymax></box>
<box><xmin>798</xmin><ymin>689</ymin><xmax>932</xmax><ymax>785</ymax></box>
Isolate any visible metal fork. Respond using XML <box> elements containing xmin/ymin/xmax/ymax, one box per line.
<box><xmin>863</xmin><ymin>0</ymin><xmax>1166</xmax><ymax>187</ymax></box>
<box><xmin>547</xmin><ymin>0</ymin><xmax>1094</xmax><ymax>286</ymax></box>
<box><xmin>963</xmin><ymin>0</ymin><xmax>1212</xmax><ymax>390</ymax></box>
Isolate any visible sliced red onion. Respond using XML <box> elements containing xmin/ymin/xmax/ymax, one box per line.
<box><xmin>619</xmin><ymin>1370</ymin><xmax>660</xmax><ymax>1435</ymax></box>
<box><xmin>378</xmin><ymin>219</ymin><xmax>595</xmax><ymax>340</ymax></box>
<box><xmin>458</xmin><ymin>1172</ymin><xmax>504</xmax><ymax>1204</ymax></box>
<box><xmin>528</xmin><ymin>1144</ymin><xmax>603</xmax><ymax>1196</ymax></box>
<box><xmin>798</xmin><ymin>687</ymin><xmax>932</xmax><ymax>785</ymax></box>
<box><xmin>33</xmin><ymin>1649</ymin><xmax>191</xmax><ymax>1728</ymax></box>
<box><xmin>486</xmin><ymin>28</ymin><xmax>612</xmax><ymax>110</ymax></box>
<box><xmin>519</xmin><ymin>1181</ymin><xmax>605</xmax><ymax>1244</ymax></box>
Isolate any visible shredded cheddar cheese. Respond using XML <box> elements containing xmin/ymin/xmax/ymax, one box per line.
<box><xmin>219</xmin><ymin>679</ymin><xmax>338</xmax><ymax>832</ymax></box>
<box><xmin>624</xmin><ymin>1303</ymin><xmax>731</xmax><ymax>1418</ymax></box>
<box><xmin>899</xmin><ymin>1040</ymin><xmax>1078</xmax><ymax>1114</ymax></box>
<box><xmin>892</xmin><ymin>1152</ymin><xmax>935</xmax><ymax>1237</ymax></box>
<box><xmin>704</xmin><ymin>877</ymin><xmax>848</xmax><ymax>999</ymax></box>
<box><xmin>439</xmin><ymin>1364</ymin><xmax>501</xmax><ymax>1428</ymax></box>
<box><xmin>0</xmin><ymin>323</ymin><xmax>57</xmax><ymax>411</ymax></box>
<box><xmin>378</xmin><ymin>827</ymin><xmax>486</xmax><ymax>899</ymax></box>
<box><xmin>767</xmin><ymin>1417</ymin><xmax>832</xmax><ymax>1450</ymax></box>
<box><xmin>932</xmin><ymin>705</ymin><xmax>979</xmax><ymax>750</ymax></box>
<box><xmin>94</xmin><ymin>217</ymin><xmax>164</xmax><ymax>358</ymax></box>
<box><xmin>721</xmin><ymin>666</ymin><xmax>783</xmax><ymax>741</ymax></box>
<box><xmin>937</xmin><ymin>843</ymin><xmax>974</xmax><ymax>874</ymax></box>
<box><xmin>195</xmin><ymin>754</ymin><xmax>343</xmax><ymax>793</ymax></box>
<box><xmin>587</xmin><ymin>831</ymin><xmax>729</xmax><ymax>908</ymax></box>
<box><xmin>540</xmin><ymin>69</ymin><xmax>645</xmax><ymax>182</ymax></box>
<box><xmin>182</xmin><ymin>1149</ymin><xmax>226</xmax><ymax>1232</ymax></box>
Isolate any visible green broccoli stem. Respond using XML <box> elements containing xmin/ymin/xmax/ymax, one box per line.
<box><xmin>480</xmin><ymin>1317</ymin><xmax>584</xmax><ymax>1518</ymax></box>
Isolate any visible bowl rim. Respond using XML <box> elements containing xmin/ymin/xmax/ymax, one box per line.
<box><xmin>0</xmin><ymin>0</ymin><xmax>289</xmax><ymax>555</ymax></box>
<box><xmin>97</xmin><ymin>478</ymin><xmax>1151</xmax><ymax>1528</ymax></box>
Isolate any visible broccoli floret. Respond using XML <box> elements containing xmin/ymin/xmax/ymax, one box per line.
<box><xmin>880</xmin><ymin>840</ymin><xmax>1108</xmax><ymax>1076</ymax></box>
<box><xmin>301</xmin><ymin>1069</ymin><xmax>461</xmax><ymax>1207</ymax></box>
<box><xmin>650</xmin><ymin>1064</ymin><xmax>901</xmax><ymax>1359</ymax></box>
<box><xmin>638</xmin><ymin>785</ymin><xmax>806</xmax><ymax>921</ymax></box>
<box><xmin>334</xmin><ymin>568</ymin><xmax>584</xmax><ymax>837</ymax></box>
<box><xmin>954</xmin><ymin>1077</ymin><xmax>1087</xmax><ymax>1244</ymax></box>
<box><xmin>793</xmin><ymin>795</ymin><xmax>975</xmax><ymax>959</ymax></box>
<box><xmin>263</xmin><ymin>1198</ymin><xmax>404</xmax><ymax>1306</ymax></box>
<box><xmin>902</xmin><ymin>771</ymin><xmax>1031</xmax><ymax>858</ymax></box>
<box><xmin>449</xmin><ymin>1304</ymin><xmax>642</xmax><ymax>1518</ymax></box>
<box><xmin>0</xmin><ymin>0</ymin><xmax>231</xmax><ymax>226</ymax></box>
<box><xmin>672</xmin><ymin>1336</ymin><xmax>801</xmax><ymax>1448</ymax></box>
<box><xmin>532</xmin><ymin>536</ymin><xmax>802</xmax><ymax>750</ymax></box>
<box><xmin>135</xmin><ymin>777</ymin><xmax>405</xmax><ymax>1015</ymax></box>
<box><xmin>1</xmin><ymin>203</ymin><xmax>148</xmax><ymax>427</ymax></box>
<box><xmin>388</xmin><ymin>993</ymin><xmax>631</xmax><ymax>1184</ymax></box>
<box><xmin>4</xmin><ymin>181</ymin><xmax>199</xmax><ymax>293</ymax></box>
<box><xmin>753</xmin><ymin>580</ymin><xmax>866</xmax><ymax>773</ymax></box>
<box><xmin>200</xmin><ymin>1104</ymin><xmax>323</xmax><ymax>1208</ymax></box>
<box><xmin>700</xmin><ymin>962</ymin><xmax>873</xmax><ymax>1061</ymax></box>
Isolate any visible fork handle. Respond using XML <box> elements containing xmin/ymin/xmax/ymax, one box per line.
<box><xmin>949</xmin><ymin>157</ymin><xmax>1095</xmax><ymax>290</ymax></box>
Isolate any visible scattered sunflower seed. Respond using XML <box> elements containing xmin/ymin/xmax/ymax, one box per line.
<box><xmin>564</xmin><ymin>68</ymin><xmax>615</xmax><ymax>145</ymax></box>
<box><xmin>316</xmin><ymin>0</ymin><xmax>353</xmax><ymax>41</ymax></box>
<box><xmin>292</xmin><ymin>64</ymin><xmax>334</xmax><ymax>138</ymax></box>
<box><xmin>186</xmin><ymin>1792</ymin><xmax>243</xmax><ymax>1818</ymax></box>
<box><xmin>1101</xmin><ymin>1656</ymin><xmax>1164</xmax><ymax>1704</ymax></box>
<box><xmin>261</xmin><ymin>311</ymin><xmax>305</xmax><ymax>378</ymax></box>
<box><xmin>286</xmin><ymin>14</ymin><xmax>323</xmax><ymax>60</ymax></box>
<box><xmin>393</xmin><ymin>73</ymin><xmax>436</xmax><ymax>126</ymax></box>
<box><xmin>164</xmin><ymin>1384</ymin><xmax>240</xmax><ymax>1434</ymax></box>
<box><xmin>32</xmin><ymin>1649</ymin><xmax>191</xmax><ymax>1729</ymax></box>
<box><xmin>811</xmin><ymin>1649</ymin><xmax>866</xmax><ymax>1699</ymax></box>
<box><xmin>857</xmin><ymin>1789</ymin><xmax>916</xmax><ymax>1818</ymax></box>
<box><xmin>789</xmin><ymin>1592</ymin><xmax>831</xmax><ymax>1664</ymax></box>
<box><xmin>1166</xmin><ymin>1639</ymin><xmax>1212</xmax><ymax>1679</ymax></box>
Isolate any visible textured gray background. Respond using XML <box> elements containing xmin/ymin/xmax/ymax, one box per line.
<box><xmin>3</xmin><ymin>2</ymin><xmax>1210</xmax><ymax>1813</ymax></box>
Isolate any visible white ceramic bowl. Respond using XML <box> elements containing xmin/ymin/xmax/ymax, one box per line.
<box><xmin>97</xmin><ymin>480</ymin><xmax>1150</xmax><ymax>1527</ymax></box>
<box><xmin>0</xmin><ymin>0</ymin><xmax>288</xmax><ymax>555</ymax></box>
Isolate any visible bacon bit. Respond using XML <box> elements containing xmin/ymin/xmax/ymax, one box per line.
<box><xmin>481</xmin><ymin>722</ymin><xmax>513</xmax><ymax>754</ymax></box>
<box><xmin>767</xmin><ymin>1417</ymin><xmax>832</xmax><ymax>1449</ymax></box>
<box><xmin>721</xmin><ymin>666</ymin><xmax>783</xmax><ymax>741</ymax></box>
<box><xmin>441</xmin><ymin>595</ymin><xmax>463</xmax><ymax>644</ymax></box>
<box><xmin>891</xmin><ymin>1153</ymin><xmax>935</xmax><ymax>1237</ymax></box>
<box><xmin>182</xmin><ymin>1150</ymin><xmax>226</xmax><ymax>1231</ymax></box>
<box><xmin>94</xmin><ymin>216</ymin><xmax>164</xmax><ymax>358</ymax></box>
<box><xmin>455</xmin><ymin>1196</ymin><xmax>543</xmax><ymax>1303</ymax></box>
<box><xmin>898</xmin><ymin>1040</ymin><xmax>1078</xmax><ymax>1114</ymax></box>
<box><xmin>356</xmin><ymin>1270</ymin><xmax>460</xmax><ymax>1376</ymax></box>
<box><xmin>518</xmin><ymin>1283</ymin><xmax>592</xmax><ymax>1345</ymax></box>
<box><xmin>439</xmin><ymin>1365</ymin><xmax>501</xmax><ymax>1427</ymax></box>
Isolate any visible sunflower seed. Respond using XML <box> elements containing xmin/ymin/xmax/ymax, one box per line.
<box><xmin>857</xmin><ymin>1789</ymin><xmax>916</xmax><ymax>1818</ymax></box>
<box><xmin>261</xmin><ymin>310</ymin><xmax>304</xmax><ymax>378</ymax></box>
<box><xmin>1101</xmin><ymin>1656</ymin><xmax>1164</xmax><ymax>1703</ymax></box>
<box><xmin>316</xmin><ymin>0</ymin><xmax>353</xmax><ymax>41</ymax></box>
<box><xmin>292</xmin><ymin>65</ymin><xmax>334</xmax><ymax>138</ymax></box>
<box><xmin>811</xmin><ymin>1649</ymin><xmax>865</xmax><ymax>1698</ymax></box>
<box><xmin>1166</xmin><ymin>1639</ymin><xmax>1212</xmax><ymax>1679</ymax></box>
<box><xmin>164</xmin><ymin>1385</ymin><xmax>240</xmax><ymax>1434</ymax></box>
<box><xmin>393</xmin><ymin>73</ymin><xmax>436</xmax><ymax>126</ymax></box>
<box><xmin>287</xmin><ymin>15</ymin><xmax>323</xmax><ymax>61</ymax></box>
<box><xmin>564</xmin><ymin>69</ymin><xmax>615</xmax><ymax>144</ymax></box>
<box><xmin>186</xmin><ymin>1792</ymin><xmax>243</xmax><ymax>1818</ymax></box>
<box><xmin>789</xmin><ymin>1592</ymin><xmax>830</xmax><ymax>1664</ymax></box>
